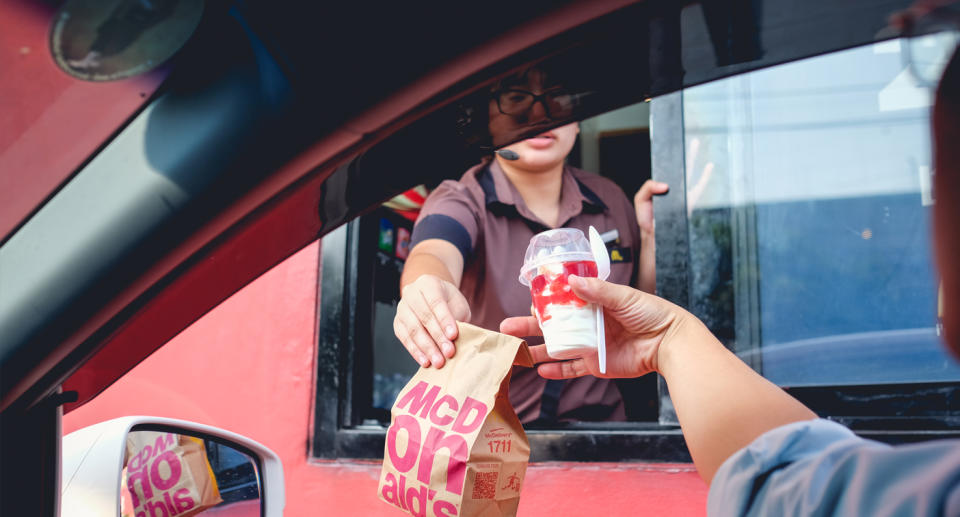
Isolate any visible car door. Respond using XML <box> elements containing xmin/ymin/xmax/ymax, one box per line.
<box><xmin>1</xmin><ymin>0</ymin><xmax>942</xmax><ymax>516</ymax></box>
<box><xmin>0</xmin><ymin>2</ymin><xmax>652</xmax><ymax>514</ymax></box>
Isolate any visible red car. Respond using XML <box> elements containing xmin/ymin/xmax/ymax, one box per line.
<box><xmin>3</xmin><ymin>0</ymin><xmax>958</xmax><ymax>515</ymax></box>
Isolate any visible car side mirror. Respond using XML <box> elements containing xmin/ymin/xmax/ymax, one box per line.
<box><xmin>62</xmin><ymin>416</ymin><xmax>284</xmax><ymax>517</ymax></box>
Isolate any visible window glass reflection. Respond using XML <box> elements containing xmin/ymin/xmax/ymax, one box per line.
<box><xmin>682</xmin><ymin>34</ymin><xmax>960</xmax><ymax>386</ymax></box>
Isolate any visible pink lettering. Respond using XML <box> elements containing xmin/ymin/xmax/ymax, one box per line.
<box><xmin>147</xmin><ymin>499</ymin><xmax>169</xmax><ymax>517</ymax></box>
<box><xmin>127</xmin><ymin>468</ymin><xmax>153</xmax><ymax>508</ymax></box>
<box><xmin>153</xmin><ymin>434</ymin><xmax>175</xmax><ymax>455</ymax></box>
<box><xmin>387</xmin><ymin>415</ymin><xmax>421</xmax><ymax>474</ymax></box>
<box><xmin>129</xmin><ymin>444</ymin><xmax>152</xmax><ymax>471</ymax></box>
<box><xmin>172</xmin><ymin>488</ymin><xmax>196</xmax><ymax>514</ymax></box>
<box><xmin>417</xmin><ymin>427</ymin><xmax>468</xmax><ymax>495</ymax></box>
<box><xmin>451</xmin><ymin>397</ymin><xmax>487</xmax><ymax>434</ymax></box>
<box><xmin>163</xmin><ymin>491</ymin><xmax>176</xmax><ymax>515</ymax></box>
<box><xmin>405</xmin><ymin>484</ymin><xmax>428</xmax><ymax>517</ymax></box>
<box><xmin>429</xmin><ymin>395</ymin><xmax>459</xmax><ymax>427</ymax></box>
<box><xmin>434</xmin><ymin>500</ymin><xmax>458</xmax><ymax>517</ymax></box>
<box><xmin>381</xmin><ymin>472</ymin><xmax>399</xmax><ymax>505</ymax></box>
<box><xmin>398</xmin><ymin>473</ymin><xmax>408</xmax><ymax>511</ymax></box>
<box><xmin>395</xmin><ymin>381</ymin><xmax>440</xmax><ymax>418</ymax></box>
<box><xmin>129</xmin><ymin>434</ymin><xmax>175</xmax><ymax>471</ymax></box>
<box><xmin>150</xmin><ymin>451</ymin><xmax>182</xmax><ymax>490</ymax></box>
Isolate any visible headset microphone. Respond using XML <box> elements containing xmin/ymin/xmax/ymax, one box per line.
<box><xmin>495</xmin><ymin>149</ymin><xmax>520</xmax><ymax>161</ymax></box>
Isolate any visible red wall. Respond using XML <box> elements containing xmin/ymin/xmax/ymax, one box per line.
<box><xmin>63</xmin><ymin>241</ymin><xmax>708</xmax><ymax>516</ymax></box>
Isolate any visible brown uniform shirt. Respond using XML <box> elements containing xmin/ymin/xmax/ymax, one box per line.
<box><xmin>411</xmin><ymin>159</ymin><xmax>640</xmax><ymax>423</ymax></box>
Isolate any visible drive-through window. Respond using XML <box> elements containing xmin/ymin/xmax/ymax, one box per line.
<box><xmin>313</xmin><ymin>25</ymin><xmax>960</xmax><ymax>460</ymax></box>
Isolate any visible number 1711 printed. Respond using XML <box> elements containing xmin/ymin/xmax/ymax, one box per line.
<box><xmin>488</xmin><ymin>439</ymin><xmax>511</xmax><ymax>453</ymax></box>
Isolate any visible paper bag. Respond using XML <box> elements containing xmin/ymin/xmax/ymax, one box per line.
<box><xmin>379</xmin><ymin>322</ymin><xmax>534</xmax><ymax>517</ymax></box>
<box><xmin>124</xmin><ymin>431</ymin><xmax>223</xmax><ymax>517</ymax></box>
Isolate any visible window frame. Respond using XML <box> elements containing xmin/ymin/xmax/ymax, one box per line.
<box><xmin>309</xmin><ymin>24</ymin><xmax>960</xmax><ymax>462</ymax></box>
<box><xmin>312</xmin><ymin>83</ymin><xmax>960</xmax><ymax>463</ymax></box>
<box><xmin>653</xmin><ymin>81</ymin><xmax>960</xmax><ymax>439</ymax></box>
<box><xmin>310</xmin><ymin>219</ymin><xmax>692</xmax><ymax>462</ymax></box>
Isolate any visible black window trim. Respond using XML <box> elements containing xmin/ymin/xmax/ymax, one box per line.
<box><xmin>310</xmin><ymin>214</ymin><xmax>960</xmax><ymax>462</ymax></box>
<box><xmin>309</xmin><ymin>218</ymin><xmax>697</xmax><ymax>462</ymax></box>
<box><xmin>311</xmin><ymin>44</ymin><xmax>960</xmax><ymax>463</ymax></box>
<box><xmin>652</xmin><ymin>80</ymin><xmax>960</xmax><ymax>440</ymax></box>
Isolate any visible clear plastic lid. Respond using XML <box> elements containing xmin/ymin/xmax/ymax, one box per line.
<box><xmin>519</xmin><ymin>228</ymin><xmax>596</xmax><ymax>286</ymax></box>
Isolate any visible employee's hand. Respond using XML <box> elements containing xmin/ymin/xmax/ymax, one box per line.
<box><xmin>394</xmin><ymin>274</ymin><xmax>471</xmax><ymax>368</ymax></box>
<box><xmin>500</xmin><ymin>275</ymin><xmax>690</xmax><ymax>379</ymax></box>
<box><xmin>634</xmin><ymin>180</ymin><xmax>669</xmax><ymax>236</ymax></box>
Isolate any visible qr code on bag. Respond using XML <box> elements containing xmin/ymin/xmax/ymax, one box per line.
<box><xmin>471</xmin><ymin>471</ymin><xmax>499</xmax><ymax>499</ymax></box>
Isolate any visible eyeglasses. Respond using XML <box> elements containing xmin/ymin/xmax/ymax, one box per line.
<box><xmin>493</xmin><ymin>88</ymin><xmax>575</xmax><ymax>119</ymax></box>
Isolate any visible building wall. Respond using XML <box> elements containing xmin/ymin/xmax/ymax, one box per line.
<box><xmin>63</xmin><ymin>241</ymin><xmax>708</xmax><ymax>516</ymax></box>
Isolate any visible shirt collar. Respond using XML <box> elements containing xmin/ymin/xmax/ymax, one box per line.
<box><xmin>478</xmin><ymin>159</ymin><xmax>607</xmax><ymax>227</ymax></box>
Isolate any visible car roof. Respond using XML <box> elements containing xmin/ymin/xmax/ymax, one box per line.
<box><xmin>0</xmin><ymin>0</ymin><xmax>917</xmax><ymax>414</ymax></box>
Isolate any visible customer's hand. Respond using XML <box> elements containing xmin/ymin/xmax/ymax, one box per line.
<box><xmin>501</xmin><ymin>275</ymin><xmax>688</xmax><ymax>379</ymax></box>
<box><xmin>394</xmin><ymin>274</ymin><xmax>471</xmax><ymax>368</ymax></box>
<box><xmin>506</xmin><ymin>277</ymin><xmax>816</xmax><ymax>487</ymax></box>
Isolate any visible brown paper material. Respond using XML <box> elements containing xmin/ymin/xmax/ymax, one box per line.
<box><xmin>379</xmin><ymin>322</ymin><xmax>534</xmax><ymax>517</ymax></box>
<box><xmin>125</xmin><ymin>431</ymin><xmax>223</xmax><ymax>517</ymax></box>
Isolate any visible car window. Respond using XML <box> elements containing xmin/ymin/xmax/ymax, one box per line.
<box><xmin>315</xmin><ymin>32</ymin><xmax>960</xmax><ymax>461</ymax></box>
<box><xmin>363</xmin><ymin>101</ymin><xmax>658</xmax><ymax>424</ymax></box>
<box><xmin>680</xmin><ymin>33</ymin><xmax>960</xmax><ymax>387</ymax></box>
<box><xmin>39</xmin><ymin>0</ymin><xmax>958</xmax><ymax>490</ymax></box>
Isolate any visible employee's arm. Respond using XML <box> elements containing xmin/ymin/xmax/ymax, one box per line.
<box><xmin>634</xmin><ymin>180</ymin><xmax>669</xmax><ymax>294</ymax></box>
<box><xmin>500</xmin><ymin>277</ymin><xmax>815</xmax><ymax>485</ymax></box>
<box><xmin>637</xmin><ymin>229</ymin><xmax>656</xmax><ymax>294</ymax></box>
<box><xmin>395</xmin><ymin>239</ymin><xmax>470</xmax><ymax>368</ymax></box>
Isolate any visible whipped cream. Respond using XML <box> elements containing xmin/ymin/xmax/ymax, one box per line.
<box><xmin>539</xmin><ymin>303</ymin><xmax>598</xmax><ymax>359</ymax></box>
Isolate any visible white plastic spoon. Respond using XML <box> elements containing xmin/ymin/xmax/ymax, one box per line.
<box><xmin>588</xmin><ymin>226</ymin><xmax>610</xmax><ymax>374</ymax></box>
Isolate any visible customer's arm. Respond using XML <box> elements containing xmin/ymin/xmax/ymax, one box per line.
<box><xmin>501</xmin><ymin>276</ymin><xmax>815</xmax><ymax>484</ymax></box>
<box><xmin>655</xmin><ymin>306</ymin><xmax>816</xmax><ymax>484</ymax></box>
